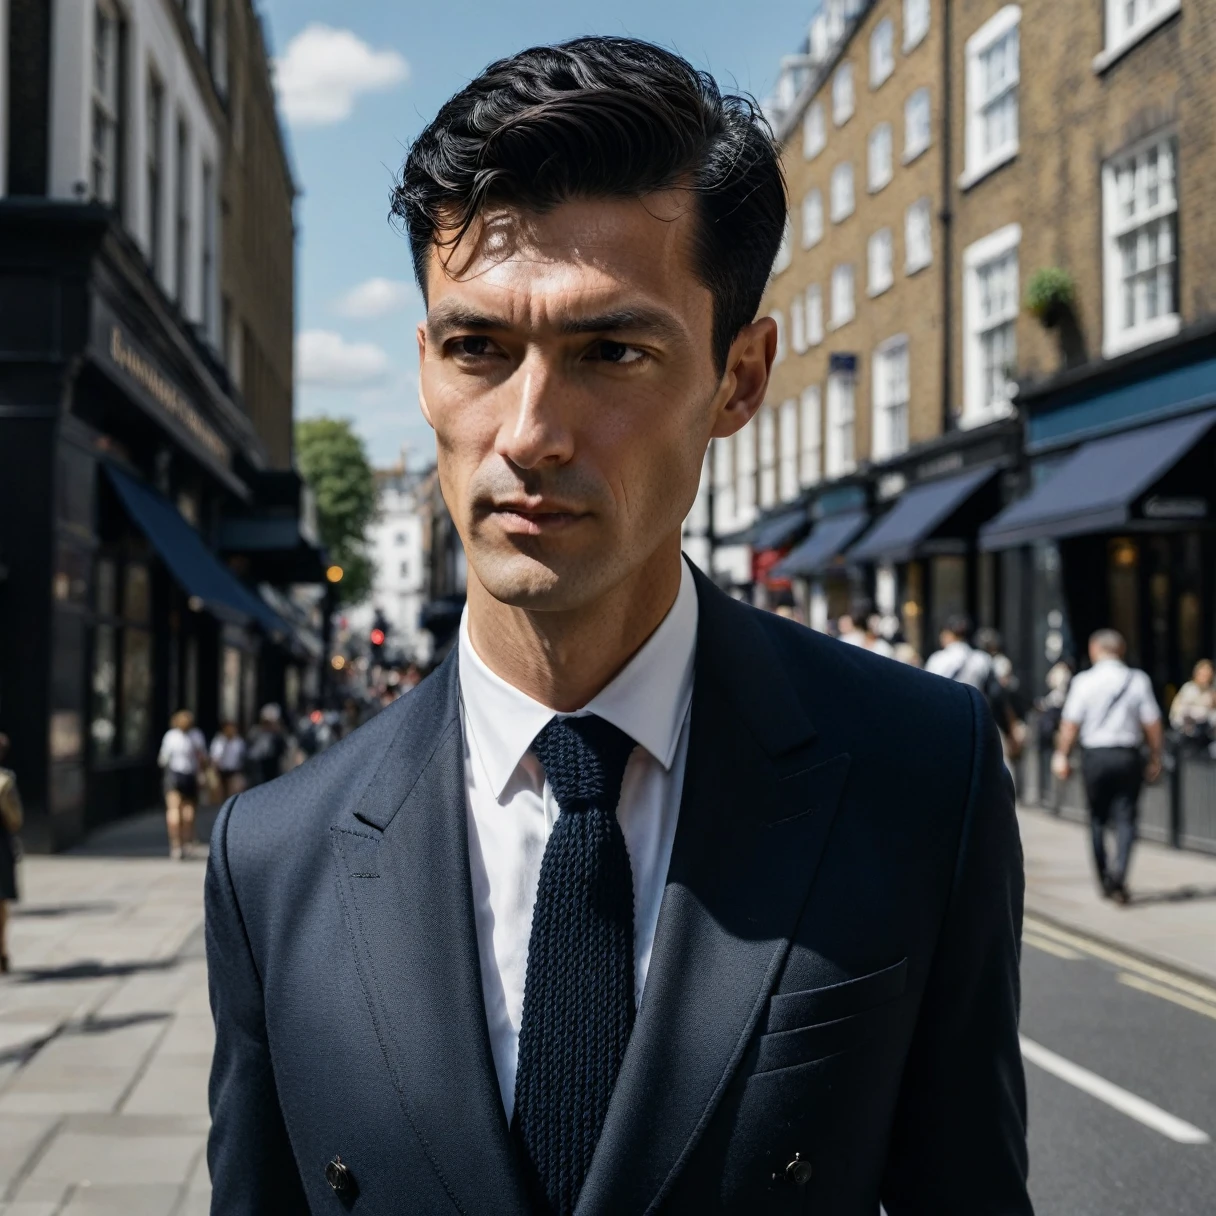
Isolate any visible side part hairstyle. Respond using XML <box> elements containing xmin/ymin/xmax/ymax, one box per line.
<box><xmin>392</xmin><ymin>36</ymin><xmax>787</xmax><ymax>373</ymax></box>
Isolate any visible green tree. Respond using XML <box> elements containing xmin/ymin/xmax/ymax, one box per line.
<box><xmin>296</xmin><ymin>417</ymin><xmax>378</xmax><ymax>605</ymax></box>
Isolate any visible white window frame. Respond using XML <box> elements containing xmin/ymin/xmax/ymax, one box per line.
<box><xmin>830</xmin><ymin>161</ymin><xmax>855</xmax><ymax>223</ymax></box>
<box><xmin>201</xmin><ymin>159</ymin><xmax>217</xmax><ymax>341</ymax></box>
<box><xmin>904</xmin><ymin>0</ymin><xmax>931</xmax><ymax>51</ymax></box>
<box><xmin>872</xmin><ymin>335</ymin><xmax>910</xmax><ymax>461</ymax></box>
<box><xmin>830</xmin><ymin>264</ymin><xmax>855</xmax><ymax>330</ymax></box>
<box><xmin>712</xmin><ymin>435</ymin><xmax>737</xmax><ymax>534</ymax></box>
<box><xmin>799</xmin><ymin>386</ymin><xmax>823</xmax><ymax>487</ymax></box>
<box><xmin>833</xmin><ymin>62</ymin><xmax>855</xmax><ymax>126</ymax></box>
<box><xmin>791</xmin><ymin>292</ymin><xmax>808</xmax><ymax>355</ymax></box>
<box><xmin>870</xmin><ymin>19</ymin><xmax>895</xmax><ymax>88</ymax></box>
<box><xmin>803</xmin><ymin>100</ymin><xmax>826</xmax><ymax>159</ymax></box>
<box><xmin>905</xmin><ymin>197</ymin><xmax>934</xmax><ymax>273</ymax></box>
<box><xmin>773</xmin><ymin>308</ymin><xmax>788</xmax><ymax>364</ymax></box>
<box><xmin>904</xmin><ymin>87</ymin><xmax>931</xmax><ymax>163</ymax></box>
<box><xmin>962</xmin><ymin>223</ymin><xmax>1021</xmax><ymax>427</ymax></box>
<box><xmin>1094</xmin><ymin>0</ymin><xmax>1181</xmax><ymax>73</ymax></box>
<box><xmin>868</xmin><ymin>228</ymin><xmax>894</xmax><ymax>296</ymax></box>
<box><xmin>1101</xmin><ymin>133</ymin><xmax>1180</xmax><ymax>358</ymax></box>
<box><xmin>735</xmin><ymin>422</ymin><xmax>757</xmax><ymax>524</ymax></box>
<box><xmin>779</xmin><ymin>398</ymin><xmax>800</xmax><ymax>501</ymax></box>
<box><xmin>826</xmin><ymin>369</ymin><xmax>857</xmax><ymax>479</ymax></box>
<box><xmin>960</xmin><ymin>6</ymin><xmax>1020</xmax><ymax>190</ymax></box>
<box><xmin>759</xmin><ymin>406</ymin><xmax>778</xmax><ymax>509</ymax></box>
<box><xmin>802</xmin><ymin>188</ymin><xmax>824</xmax><ymax>248</ymax></box>
<box><xmin>91</xmin><ymin>1</ymin><xmax>122</xmax><ymax>207</ymax></box>
<box><xmin>868</xmin><ymin>123</ymin><xmax>893</xmax><ymax>192</ymax></box>
<box><xmin>806</xmin><ymin>284</ymin><xmax>824</xmax><ymax>347</ymax></box>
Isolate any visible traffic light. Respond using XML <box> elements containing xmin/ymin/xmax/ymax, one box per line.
<box><xmin>370</xmin><ymin>628</ymin><xmax>385</xmax><ymax>647</ymax></box>
<box><xmin>369</xmin><ymin>612</ymin><xmax>390</xmax><ymax>663</ymax></box>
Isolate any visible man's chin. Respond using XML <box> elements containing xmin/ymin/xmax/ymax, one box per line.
<box><xmin>471</xmin><ymin>547</ymin><xmax>608</xmax><ymax>612</ymax></box>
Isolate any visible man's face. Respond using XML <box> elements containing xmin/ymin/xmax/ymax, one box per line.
<box><xmin>417</xmin><ymin>192</ymin><xmax>770</xmax><ymax>612</ymax></box>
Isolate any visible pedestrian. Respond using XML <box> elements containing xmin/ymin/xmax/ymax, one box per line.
<box><xmin>1168</xmin><ymin>659</ymin><xmax>1216</xmax><ymax>752</ymax></box>
<box><xmin>835</xmin><ymin>610</ymin><xmax>865</xmax><ymax>646</ymax></box>
<box><xmin>209</xmin><ymin>722</ymin><xmax>247</xmax><ymax>799</ymax></box>
<box><xmin>860</xmin><ymin>612</ymin><xmax>895</xmax><ymax>658</ymax></box>
<box><xmin>244</xmin><ymin>704</ymin><xmax>288</xmax><ymax>788</ymax></box>
<box><xmin>206</xmin><ymin>39</ymin><xmax>1029</xmax><ymax>1212</ymax></box>
<box><xmin>925</xmin><ymin>615</ymin><xmax>993</xmax><ymax>689</ymax></box>
<box><xmin>975</xmin><ymin>628</ymin><xmax>1027</xmax><ymax>764</ymax></box>
<box><xmin>1053</xmin><ymin>629</ymin><xmax>1163</xmax><ymax>904</ymax></box>
<box><xmin>157</xmin><ymin>710</ymin><xmax>206</xmax><ymax>860</ymax></box>
<box><xmin>0</xmin><ymin>734</ymin><xmax>22</xmax><ymax>973</ymax></box>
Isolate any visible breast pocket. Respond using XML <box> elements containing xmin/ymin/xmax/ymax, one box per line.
<box><xmin>754</xmin><ymin>958</ymin><xmax>908</xmax><ymax>1074</ymax></box>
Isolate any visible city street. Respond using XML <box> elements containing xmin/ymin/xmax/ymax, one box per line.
<box><xmin>0</xmin><ymin>806</ymin><xmax>1212</xmax><ymax>1213</ymax></box>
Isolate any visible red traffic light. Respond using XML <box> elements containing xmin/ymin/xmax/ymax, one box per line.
<box><xmin>370</xmin><ymin>628</ymin><xmax>385</xmax><ymax>646</ymax></box>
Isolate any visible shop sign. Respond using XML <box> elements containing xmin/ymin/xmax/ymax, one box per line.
<box><xmin>1142</xmin><ymin>496</ymin><xmax>1207</xmax><ymax>520</ymax></box>
<box><xmin>915</xmin><ymin>451</ymin><xmax>964</xmax><ymax>481</ymax></box>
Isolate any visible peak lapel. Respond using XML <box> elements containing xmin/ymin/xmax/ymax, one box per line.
<box><xmin>331</xmin><ymin>654</ymin><xmax>530</xmax><ymax>1216</ymax></box>
<box><xmin>576</xmin><ymin>576</ymin><xmax>851</xmax><ymax>1215</ymax></box>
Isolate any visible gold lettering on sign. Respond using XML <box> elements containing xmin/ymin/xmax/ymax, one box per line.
<box><xmin>109</xmin><ymin>327</ymin><xmax>229</xmax><ymax>465</ymax></box>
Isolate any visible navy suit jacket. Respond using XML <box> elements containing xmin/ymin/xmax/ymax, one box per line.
<box><xmin>206</xmin><ymin>568</ymin><xmax>1031</xmax><ymax>1214</ymax></box>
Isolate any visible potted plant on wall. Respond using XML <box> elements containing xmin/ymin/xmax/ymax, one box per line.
<box><xmin>1024</xmin><ymin>267</ymin><xmax>1076</xmax><ymax>330</ymax></box>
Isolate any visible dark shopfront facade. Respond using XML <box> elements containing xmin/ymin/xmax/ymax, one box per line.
<box><xmin>0</xmin><ymin>204</ymin><xmax>319</xmax><ymax>851</ymax></box>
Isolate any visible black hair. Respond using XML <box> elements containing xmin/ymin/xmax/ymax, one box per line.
<box><xmin>944</xmin><ymin>615</ymin><xmax>973</xmax><ymax>640</ymax></box>
<box><xmin>392</xmin><ymin>36</ymin><xmax>786</xmax><ymax>373</ymax></box>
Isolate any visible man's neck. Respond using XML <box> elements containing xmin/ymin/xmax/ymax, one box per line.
<box><xmin>464</xmin><ymin>538</ymin><xmax>685</xmax><ymax>712</ymax></box>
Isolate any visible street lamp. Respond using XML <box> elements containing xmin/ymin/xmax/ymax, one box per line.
<box><xmin>326</xmin><ymin>564</ymin><xmax>344</xmax><ymax>584</ymax></box>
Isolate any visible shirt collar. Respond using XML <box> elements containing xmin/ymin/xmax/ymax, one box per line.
<box><xmin>458</xmin><ymin>557</ymin><xmax>699</xmax><ymax>801</ymax></box>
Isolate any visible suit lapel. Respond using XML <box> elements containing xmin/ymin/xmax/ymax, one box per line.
<box><xmin>331</xmin><ymin>654</ymin><xmax>531</xmax><ymax>1216</ymax></box>
<box><xmin>576</xmin><ymin>573</ymin><xmax>851</xmax><ymax>1215</ymax></box>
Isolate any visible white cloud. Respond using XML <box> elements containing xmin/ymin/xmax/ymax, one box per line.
<box><xmin>273</xmin><ymin>24</ymin><xmax>408</xmax><ymax>127</ymax></box>
<box><xmin>296</xmin><ymin>330</ymin><xmax>391</xmax><ymax>386</ymax></box>
<box><xmin>335</xmin><ymin>277</ymin><xmax>415</xmax><ymax>319</ymax></box>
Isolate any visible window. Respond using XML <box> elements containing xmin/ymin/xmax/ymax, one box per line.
<box><xmin>833</xmin><ymin>62</ymin><xmax>854</xmax><ymax>126</ymax></box>
<box><xmin>963</xmin><ymin>224</ymin><xmax>1020</xmax><ymax>424</ymax></box>
<box><xmin>1102</xmin><ymin>135</ymin><xmax>1179</xmax><ymax>356</ymax></box>
<box><xmin>773</xmin><ymin>308</ymin><xmax>787</xmax><ymax>364</ymax></box>
<box><xmin>713</xmin><ymin>436</ymin><xmax>736</xmax><ymax>533</ymax></box>
<box><xmin>803</xmin><ymin>101</ymin><xmax>826</xmax><ymax>159</ymax></box>
<box><xmin>779</xmin><ymin>399</ymin><xmax>799</xmax><ymax>501</ymax></box>
<box><xmin>1099</xmin><ymin>0</ymin><xmax>1181</xmax><ymax>68</ymax></box>
<box><xmin>868</xmin><ymin>229</ymin><xmax>894</xmax><ymax>295</ymax></box>
<box><xmin>806</xmin><ymin>284</ymin><xmax>824</xmax><ymax>346</ymax></box>
<box><xmin>146</xmin><ymin>72</ymin><xmax>164</xmax><ymax>274</ymax></box>
<box><xmin>91</xmin><ymin>3</ymin><xmax>122</xmax><ymax>206</ymax></box>
<box><xmin>772</xmin><ymin>216</ymin><xmax>793</xmax><ymax>275</ymax></box>
<box><xmin>201</xmin><ymin>160</ymin><xmax>216</xmax><ymax>337</ymax></box>
<box><xmin>826</xmin><ymin>369</ymin><xmax>857</xmax><ymax>478</ymax></box>
<box><xmin>800</xmin><ymin>387</ymin><xmax>822</xmax><ymax>486</ymax></box>
<box><xmin>210</xmin><ymin>0</ymin><xmax>229</xmax><ymax>96</ymax></box>
<box><xmin>962</xmin><ymin>7</ymin><xmax>1020</xmax><ymax>186</ymax></box>
<box><xmin>759</xmin><ymin>407</ymin><xmax>778</xmax><ymax>509</ymax></box>
<box><xmin>904</xmin><ymin>88</ymin><xmax>931</xmax><ymax>162</ymax></box>
<box><xmin>868</xmin><ymin>124</ymin><xmax>893</xmax><ymax>191</ymax></box>
<box><xmin>400</xmin><ymin>561</ymin><xmax>411</xmax><ymax>579</ymax></box>
<box><xmin>906</xmin><ymin>197</ymin><xmax>933</xmax><ymax>272</ymax></box>
<box><xmin>174</xmin><ymin>116</ymin><xmax>190</xmax><ymax>307</ymax></box>
<box><xmin>395</xmin><ymin>532</ymin><xmax>407</xmax><ymax>545</ymax></box>
<box><xmin>830</xmin><ymin>162</ymin><xmax>854</xmax><ymax>222</ymax></box>
<box><xmin>802</xmin><ymin>189</ymin><xmax>824</xmax><ymax>248</ymax></box>
<box><xmin>905</xmin><ymin>0</ymin><xmax>931</xmax><ymax>50</ymax></box>
<box><xmin>735</xmin><ymin>423</ymin><xmax>757</xmax><ymax>521</ymax></box>
<box><xmin>791</xmin><ymin>293</ymin><xmax>808</xmax><ymax>354</ymax></box>
<box><xmin>91</xmin><ymin>557</ymin><xmax>153</xmax><ymax>761</ymax></box>
<box><xmin>873</xmin><ymin>337</ymin><xmax>910</xmax><ymax>460</ymax></box>
<box><xmin>830</xmin><ymin>264</ymin><xmax>855</xmax><ymax>329</ymax></box>
<box><xmin>871</xmin><ymin>19</ymin><xmax>895</xmax><ymax>87</ymax></box>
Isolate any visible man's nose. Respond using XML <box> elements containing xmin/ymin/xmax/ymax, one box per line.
<box><xmin>495</xmin><ymin>354</ymin><xmax>574</xmax><ymax>470</ymax></box>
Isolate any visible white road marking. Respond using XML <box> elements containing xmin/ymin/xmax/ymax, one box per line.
<box><xmin>1118</xmin><ymin>972</ymin><xmax>1216</xmax><ymax>1023</ymax></box>
<box><xmin>1022</xmin><ymin>932</ymin><xmax>1082</xmax><ymax>960</ymax></box>
<box><xmin>1020</xmin><ymin>1036</ymin><xmax>1210</xmax><ymax>1145</ymax></box>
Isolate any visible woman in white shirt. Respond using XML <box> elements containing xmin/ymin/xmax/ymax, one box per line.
<box><xmin>210</xmin><ymin>722</ymin><xmax>248</xmax><ymax>799</ymax></box>
<box><xmin>157</xmin><ymin>709</ymin><xmax>206</xmax><ymax>860</ymax></box>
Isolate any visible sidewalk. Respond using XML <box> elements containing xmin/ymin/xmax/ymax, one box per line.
<box><xmin>1019</xmin><ymin>806</ymin><xmax>1216</xmax><ymax>985</ymax></box>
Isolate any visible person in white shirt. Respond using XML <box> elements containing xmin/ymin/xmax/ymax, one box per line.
<box><xmin>210</xmin><ymin>722</ymin><xmax>248</xmax><ymax>799</ymax></box>
<box><xmin>924</xmin><ymin>615</ymin><xmax>993</xmax><ymax>690</ymax></box>
<box><xmin>1053</xmin><ymin>630</ymin><xmax>1163</xmax><ymax>903</ymax></box>
<box><xmin>157</xmin><ymin>709</ymin><xmax>206</xmax><ymax>860</ymax></box>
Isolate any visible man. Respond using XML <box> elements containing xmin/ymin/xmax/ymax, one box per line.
<box><xmin>1053</xmin><ymin>629</ymin><xmax>1162</xmax><ymax>904</ymax></box>
<box><xmin>925</xmin><ymin>614</ymin><xmax>993</xmax><ymax>690</ymax></box>
<box><xmin>206</xmin><ymin>38</ymin><xmax>1029</xmax><ymax>1214</ymax></box>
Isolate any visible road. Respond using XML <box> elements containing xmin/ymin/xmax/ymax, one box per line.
<box><xmin>1021</xmin><ymin>915</ymin><xmax>1216</xmax><ymax>1214</ymax></box>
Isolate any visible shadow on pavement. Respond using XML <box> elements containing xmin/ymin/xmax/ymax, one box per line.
<box><xmin>13</xmin><ymin>957</ymin><xmax>180</xmax><ymax>983</ymax></box>
<box><xmin>1127</xmin><ymin>884</ymin><xmax>1216</xmax><ymax>907</ymax></box>
<box><xmin>65</xmin><ymin>805</ymin><xmax>221</xmax><ymax>858</ymax></box>
<box><xmin>10</xmin><ymin>901</ymin><xmax>119</xmax><ymax>919</ymax></box>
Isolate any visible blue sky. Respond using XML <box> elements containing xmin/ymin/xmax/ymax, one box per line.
<box><xmin>259</xmin><ymin>0</ymin><xmax>820</xmax><ymax>468</ymax></box>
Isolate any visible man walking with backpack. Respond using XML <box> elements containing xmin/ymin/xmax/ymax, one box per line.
<box><xmin>1052</xmin><ymin>630</ymin><xmax>1163</xmax><ymax>904</ymax></box>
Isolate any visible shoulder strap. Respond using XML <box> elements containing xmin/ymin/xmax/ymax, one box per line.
<box><xmin>1094</xmin><ymin>672</ymin><xmax>1135</xmax><ymax>732</ymax></box>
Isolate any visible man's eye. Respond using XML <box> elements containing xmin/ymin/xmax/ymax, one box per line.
<box><xmin>590</xmin><ymin>341</ymin><xmax>644</xmax><ymax>365</ymax></box>
<box><xmin>454</xmin><ymin>336</ymin><xmax>495</xmax><ymax>357</ymax></box>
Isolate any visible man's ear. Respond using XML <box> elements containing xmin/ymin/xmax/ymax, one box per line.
<box><xmin>710</xmin><ymin>316</ymin><xmax>777</xmax><ymax>439</ymax></box>
<box><xmin>417</xmin><ymin>322</ymin><xmax>433</xmax><ymax>427</ymax></box>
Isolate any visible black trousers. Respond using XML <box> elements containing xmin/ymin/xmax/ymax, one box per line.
<box><xmin>1081</xmin><ymin>747</ymin><xmax>1143</xmax><ymax>886</ymax></box>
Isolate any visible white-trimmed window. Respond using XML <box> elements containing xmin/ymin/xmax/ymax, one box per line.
<box><xmin>962</xmin><ymin>7</ymin><xmax>1020</xmax><ymax>187</ymax></box>
<box><xmin>174</xmin><ymin>115</ymin><xmax>190</xmax><ymax>307</ymax></box>
<box><xmin>830</xmin><ymin>162</ymin><xmax>855</xmax><ymax>222</ymax></box>
<box><xmin>779</xmin><ymin>398</ymin><xmax>800</xmax><ymax>501</ymax></box>
<box><xmin>868</xmin><ymin>124</ymin><xmax>893</xmax><ymax>191</ymax></box>
<box><xmin>802</xmin><ymin>188</ymin><xmax>824</xmax><ymax>248</ymax></box>
<box><xmin>1102</xmin><ymin>134</ymin><xmax>1179</xmax><ymax>356</ymax></box>
<box><xmin>210</xmin><ymin>0</ymin><xmax>230</xmax><ymax>97</ymax></box>
<box><xmin>201</xmin><ymin>160</ymin><xmax>217</xmax><ymax>339</ymax></box>
<box><xmin>871</xmin><ymin>19</ymin><xmax>895</xmax><ymax>87</ymax></box>
<box><xmin>905</xmin><ymin>0</ymin><xmax>931</xmax><ymax>50</ymax></box>
<box><xmin>806</xmin><ymin>284</ymin><xmax>825</xmax><ymax>346</ymax></box>
<box><xmin>800</xmin><ymin>387</ymin><xmax>823</xmax><ymax>486</ymax></box>
<box><xmin>833</xmin><ymin>62</ymin><xmax>855</xmax><ymax>126</ymax></box>
<box><xmin>868</xmin><ymin>229</ymin><xmax>894</xmax><ymax>296</ymax></box>
<box><xmin>736</xmin><ymin>422</ymin><xmax>757</xmax><ymax>521</ymax></box>
<box><xmin>803</xmin><ymin>101</ymin><xmax>826</xmax><ymax>159</ymax></box>
<box><xmin>906</xmin><ymin>197</ymin><xmax>933</xmax><ymax>272</ymax></box>
<box><xmin>773</xmin><ymin>308</ymin><xmax>787</xmax><ymax>364</ymax></box>
<box><xmin>91</xmin><ymin>2</ymin><xmax>122</xmax><ymax>206</ymax></box>
<box><xmin>826</xmin><ymin>368</ymin><xmax>857</xmax><ymax>478</ymax></box>
<box><xmin>791</xmin><ymin>292</ymin><xmax>808</xmax><ymax>354</ymax></box>
<box><xmin>772</xmin><ymin>216</ymin><xmax>793</xmax><ymax>275</ymax></box>
<box><xmin>1099</xmin><ymin>0</ymin><xmax>1181</xmax><ymax>69</ymax></box>
<box><xmin>963</xmin><ymin>224</ymin><xmax>1020</xmax><ymax>425</ymax></box>
<box><xmin>713</xmin><ymin>435</ymin><xmax>737</xmax><ymax>533</ymax></box>
<box><xmin>830</xmin><ymin>264</ymin><xmax>855</xmax><ymax>329</ymax></box>
<box><xmin>759</xmin><ymin>406</ymin><xmax>778</xmax><ymax>509</ymax></box>
<box><xmin>146</xmin><ymin>70</ymin><xmax>165</xmax><ymax>276</ymax></box>
<box><xmin>904</xmin><ymin>88</ymin><xmax>931</xmax><ymax>162</ymax></box>
<box><xmin>872</xmin><ymin>336</ymin><xmax>910</xmax><ymax>460</ymax></box>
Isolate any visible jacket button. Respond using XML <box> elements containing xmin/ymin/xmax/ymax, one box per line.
<box><xmin>784</xmin><ymin>1152</ymin><xmax>813</xmax><ymax>1186</ymax></box>
<box><xmin>325</xmin><ymin>1155</ymin><xmax>355</xmax><ymax>1195</ymax></box>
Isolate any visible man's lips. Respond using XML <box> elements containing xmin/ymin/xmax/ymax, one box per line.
<box><xmin>484</xmin><ymin>502</ymin><xmax>590</xmax><ymax>535</ymax></box>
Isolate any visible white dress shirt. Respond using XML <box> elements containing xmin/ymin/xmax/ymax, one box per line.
<box><xmin>925</xmin><ymin>640</ymin><xmax>993</xmax><ymax>690</ymax></box>
<box><xmin>1062</xmin><ymin>658</ymin><xmax>1160</xmax><ymax>749</ymax></box>
<box><xmin>459</xmin><ymin>558</ymin><xmax>698</xmax><ymax>1121</ymax></box>
<box><xmin>157</xmin><ymin>727</ymin><xmax>205</xmax><ymax>774</ymax></box>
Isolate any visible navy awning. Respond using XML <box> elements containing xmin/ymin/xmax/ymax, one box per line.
<box><xmin>850</xmin><ymin>465</ymin><xmax>999</xmax><ymax>564</ymax></box>
<box><xmin>106</xmin><ymin>465</ymin><xmax>288</xmax><ymax>637</ymax></box>
<box><xmin>981</xmin><ymin>408</ymin><xmax>1216</xmax><ymax>550</ymax></box>
<box><xmin>716</xmin><ymin>507</ymin><xmax>807</xmax><ymax>549</ymax></box>
<box><xmin>772</xmin><ymin>510</ymin><xmax>870</xmax><ymax>577</ymax></box>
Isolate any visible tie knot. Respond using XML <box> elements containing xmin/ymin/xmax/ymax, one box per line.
<box><xmin>530</xmin><ymin>715</ymin><xmax>636</xmax><ymax>815</ymax></box>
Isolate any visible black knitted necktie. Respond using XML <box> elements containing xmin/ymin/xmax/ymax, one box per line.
<box><xmin>511</xmin><ymin>714</ymin><xmax>638</xmax><ymax>1216</ymax></box>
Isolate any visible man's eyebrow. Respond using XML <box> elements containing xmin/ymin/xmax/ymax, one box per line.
<box><xmin>426</xmin><ymin>304</ymin><xmax>508</xmax><ymax>334</ymax></box>
<box><xmin>557</xmin><ymin>309</ymin><xmax>684</xmax><ymax>343</ymax></box>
